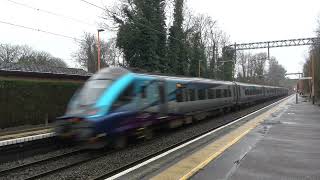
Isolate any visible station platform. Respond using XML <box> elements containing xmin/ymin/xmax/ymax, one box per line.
<box><xmin>152</xmin><ymin>96</ymin><xmax>320</xmax><ymax>180</ymax></box>
<box><xmin>0</xmin><ymin>125</ymin><xmax>53</xmax><ymax>147</ymax></box>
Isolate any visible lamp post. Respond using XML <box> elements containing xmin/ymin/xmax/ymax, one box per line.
<box><xmin>97</xmin><ymin>29</ymin><xmax>105</xmax><ymax>71</ymax></box>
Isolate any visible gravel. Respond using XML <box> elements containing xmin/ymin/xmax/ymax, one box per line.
<box><xmin>0</xmin><ymin>145</ymin><xmax>83</xmax><ymax>172</ymax></box>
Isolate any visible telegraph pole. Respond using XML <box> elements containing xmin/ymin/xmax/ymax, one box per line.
<box><xmin>312</xmin><ymin>52</ymin><xmax>315</xmax><ymax>104</ymax></box>
<box><xmin>198</xmin><ymin>59</ymin><xmax>201</xmax><ymax>77</ymax></box>
<box><xmin>233</xmin><ymin>43</ymin><xmax>237</xmax><ymax>81</ymax></box>
<box><xmin>97</xmin><ymin>29</ymin><xmax>105</xmax><ymax>71</ymax></box>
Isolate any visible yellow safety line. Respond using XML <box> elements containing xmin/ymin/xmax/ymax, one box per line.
<box><xmin>179</xmin><ymin>128</ymin><xmax>252</xmax><ymax>180</ymax></box>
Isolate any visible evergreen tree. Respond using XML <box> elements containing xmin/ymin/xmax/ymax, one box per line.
<box><xmin>218</xmin><ymin>46</ymin><xmax>235</xmax><ymax>81</ymax></box>
<box><xmin>167</xmin><ymin>0</ymin><xmax>187</xmax><ymax>75</ymax></box>
<box><xmin>189</xmin><ymin>32</ymin><xmax>206</xmax><ymax>77</ymax></box>
<box><xmin>115</xmin><ymin>0</ymin><xmax>167</xmax><ymax>72</ymax></box>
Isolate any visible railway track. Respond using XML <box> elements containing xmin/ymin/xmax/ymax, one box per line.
<box><xmin>0</xmin><ymin>97</ymin><xmax>288</xmax><ymax>180</ymax></box>
<box><xmin>0</xmin><ymin>148</ymin><xmax>108</xmax><ymax>180</ymax></box>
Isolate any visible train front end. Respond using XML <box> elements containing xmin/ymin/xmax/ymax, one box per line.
<box><xmin>54</xmin><ymin>67</ymin><xmax>135</xmax><ymax>144</ymax></box>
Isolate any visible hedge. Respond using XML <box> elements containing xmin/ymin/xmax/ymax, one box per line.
<box><xmin>0</xmin><ymin>79</ymin><xmax>82</xmax><ymax>129</ymax></box>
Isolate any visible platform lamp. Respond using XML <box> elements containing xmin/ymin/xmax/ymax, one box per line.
<box><xmin>97</xmin><ymin>29</ymin><xmax>105</xmax><ymax>71</ymax></box>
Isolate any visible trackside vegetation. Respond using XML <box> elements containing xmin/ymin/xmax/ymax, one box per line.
<box><xmin>0</xmin><ymin>79</ymin><xmax>81</xmax><ymax>128</ymax></box>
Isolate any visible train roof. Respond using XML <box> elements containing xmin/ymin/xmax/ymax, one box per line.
<box><xmin>96</xmin><ymin>67</ymin><xmax>287</xmax><ymax>89</ymax></box>
<box><xmin>235</xmin><ymin>82</ymin><xmax>285</xmax><ymax>89</ymax></box>
<box><xmin>135</xmin><ymin>73</ymin><xmax>235</xmax><ymax>85</ymax></box>
<box><xmin>234</xmin><ymin>82</ymin><xmax>265</xmax><ymax>87</ymax></box>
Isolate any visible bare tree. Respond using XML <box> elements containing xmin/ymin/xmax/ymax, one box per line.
<box><xmin>73</xmin><ymin>33</ymin><xmax>123</xmax><ymax>73</ymax></box>
<box><xmin>236</xmin><ymin>52</ymin><xmax>269</xmax><ymax>84</ymax></box>
<box><xmin>182</xmin><ymin>11</ymin><xmax>230</xmax><ymax>78</ymax></box>
<box><xmin>237</xmin><ymin>51</ymin><xmax>251</xmax><ymax>81</ymax></box>
<box><xmin>0</xmin><ymin>44</ymin><xmax>20</xmax><ymax>63</ymax></box>
<box><xmin>252</xmin><ymin>53</ymin><xmax>268</xmax><ymax>83</ymax></box>
<box><xmin>266</xmin><ymin>57</ymin><xmax>287</xmax><ymax>86</ymax></box>
<box><xmin>102</xmin><ymin>38</ymin><xmax>124</xmax><ymax>67</ymax></box>
<box><xmin>0</xmin><ymin>43</ymin><xmax>67</xmax><ymax>67</ymax></box>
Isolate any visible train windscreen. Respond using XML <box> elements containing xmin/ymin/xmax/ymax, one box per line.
<box><xmin>77</xmin><ymin>79</ymin><xmax>113</xmax><ymax>106</ymax></box>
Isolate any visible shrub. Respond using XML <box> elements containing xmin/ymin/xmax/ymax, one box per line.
<box><xmin>0</xmin><ymin>79</ymin><xmax>82</xmax><ymax>128</ymax></box>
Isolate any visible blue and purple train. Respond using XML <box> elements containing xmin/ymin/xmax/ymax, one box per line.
<box><xmin>55</xmin><ymin>67</ymin><xmax>288</xmax><ymax>147</ymax></box>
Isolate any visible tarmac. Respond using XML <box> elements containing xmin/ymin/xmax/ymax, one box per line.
<box><xmin>191</xmin><ymin>96</ymin><xmax>320</xmax><ymax>180</ymax></box>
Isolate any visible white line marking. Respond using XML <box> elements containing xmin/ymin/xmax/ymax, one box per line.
<box><xmin>105</xmin><ymin>96</ymin><xmax>293</xmax><ymax>180</ymax></box>
<box><xmin>0</xmin><ymin>132</ymin><xmax>55</xmax><ymax>147</ymax></box>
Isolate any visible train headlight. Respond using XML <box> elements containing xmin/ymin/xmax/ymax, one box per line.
<box><xmin>87</xmin><ymin>109</ymin><xmax>99</xmax><ymax>115</ymax></box>
<box><xmin>86</xmin><ymin>106</ymin><xmax>104</xmax><ymax>116</ymax></box>
<box><xmin>74</xmin><ymin>120</ymin><xmax>95</xmax><ymax>140</ymax></box>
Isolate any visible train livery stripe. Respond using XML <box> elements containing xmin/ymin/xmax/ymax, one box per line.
<box><xmin>89</xmin><ymin>73</ymin><xmax>135</xmax><ymax>120</ymax></box>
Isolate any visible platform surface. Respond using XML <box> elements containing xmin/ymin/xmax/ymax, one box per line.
<box><xmin>192</xmin><ymin>97</ymin><xmax>320</xmax><ymax>180</ymax></box>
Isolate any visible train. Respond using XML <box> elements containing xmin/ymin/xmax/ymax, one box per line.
<box><xmin>55</xmin><ymin>67</ymin><xmax>288</xmax><ymax>148</ymax></box>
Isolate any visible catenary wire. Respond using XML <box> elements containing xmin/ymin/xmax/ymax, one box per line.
<box><xmin>0</xmin><ymin>20</ymin><xmax>82</xmax><ymax>42</ymax></box>
<box><xmin>78</xmin><ymin>0</ymin><xmax>185</xmax><ymax>43</ymax></box>
<box><xmin>6</xmin><ymin>0</ymin><xmax>96</xmax><ymax>27</ymax></box>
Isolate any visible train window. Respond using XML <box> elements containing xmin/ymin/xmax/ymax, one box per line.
<box><xmin>141</xmin><ymin>85</ymin><xmax>147</xmax><ymax>98</ymax></box>
<box><xmin>119</xmin><ymin>84</ymin><xmax>134</xmax><ymax>101</ymax></box>
<box><xmin>224</xmin><ymin>89</ymin><xmax>228</xmax><ymax>97</ymax></box>
<box><xmin>208</xmin><ymin>89</ymin><xmax>215</xmax><ymax>99</ymax></box>
<box><xmin>176</xmin><ymin>88</ymin><xmax>183</xmax><ymax>102</ymax></box>
<box><xmin>183</xmin><ymin>89</ymin><xmax>189</xmax><ymax>102</ymax></box>
<box><xmin>216</xmin><ymin>89</ymin><xmax>222</xmax><ymax>98</ymax></box>
<box><xmin>228</xmin><ymin>89</ymin><xmax>232</xmax><ymax>97</ymax></box>
<box><xmin>189</xmin><ymin>89</ymin><xmax>196</xmax><ymax>101</ymax></box>
<box><xmin>111</xmin><ymin>84</ymin><xmax>134</xmax><ymax>110</ymax></box>
<box><xmin>159</xmin><ymin>83</ymin><xmax>165</xmax><ymax>104</ymax></box>
<box><xmin>198</xmin><ymin>89</ymin><xmax>206</xmax><ymax>100</ymax></box>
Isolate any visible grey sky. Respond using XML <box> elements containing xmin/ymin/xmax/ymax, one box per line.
<box><xmin>0</xmin><ymin>0</ymin><xmax>319</xmax><ymax>74</ymax></box>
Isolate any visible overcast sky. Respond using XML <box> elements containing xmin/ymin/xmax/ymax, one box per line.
<box><xmin>0</xmin><ymin>0</ymin><xmax>319</xmax><ymax>74</ymax></box>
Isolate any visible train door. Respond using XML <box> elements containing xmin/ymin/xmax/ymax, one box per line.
<box><xmin>140</xmin><ymin>80</ymin><xmax>167</xmax><ymax>117</ymax></box>
<box><xmin>232</xmin><ymin>85</ymin><xmax>237</xmax><ymax>102</ymax></box>
<box><xmin>234</xmin><ymin>84</ymin><xmax>241</xmax><ymax>104</ymax></box>
<box><xmin>157</xmin><ymin>80</ymin><xmax>168</xmax><ymax>117</ymax></box>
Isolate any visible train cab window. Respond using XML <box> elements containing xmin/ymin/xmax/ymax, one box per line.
<box><xmin>119</xmin><ymin>84</ymin><xmax>134</xmax><ymax>101</ymax></box>
<box><xmin>216</xmin><ymin>89</ymin><xmax>222</xmax><ymax>98</ymax></box>
<box><xmin>78</xmin><ymin>79</ymin><xmax>113</xmax><ymax>106</ymax></box>
<box><xmin>111</xmin><ymin>84</ymin><xmax>134</xmax><ymax>110</ymax></box>
<box><xmin>198</xmin><ymin>89</ymin><xmax>206</xmax><ymax>100</ymax></box>
<box><xmin>189</xmin><ymin>89</ymin><xmax>196</xmax><ymax>101</ymax></box>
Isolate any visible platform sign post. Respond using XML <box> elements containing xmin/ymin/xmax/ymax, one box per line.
<box><xmin>296</xmin><ymin>75</ymin><xmax>299</xmax><ymax>104</ymax></box>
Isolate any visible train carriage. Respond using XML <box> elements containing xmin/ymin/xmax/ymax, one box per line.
<box><xmin>55</xmin><ymin>67</ymin><xmax>288</xmax><ymax>148</ymax></box>
<box><xmin>235</xmin><ymin>82</ymin><xmax>265</xmax><ymax>105</ymax></box>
